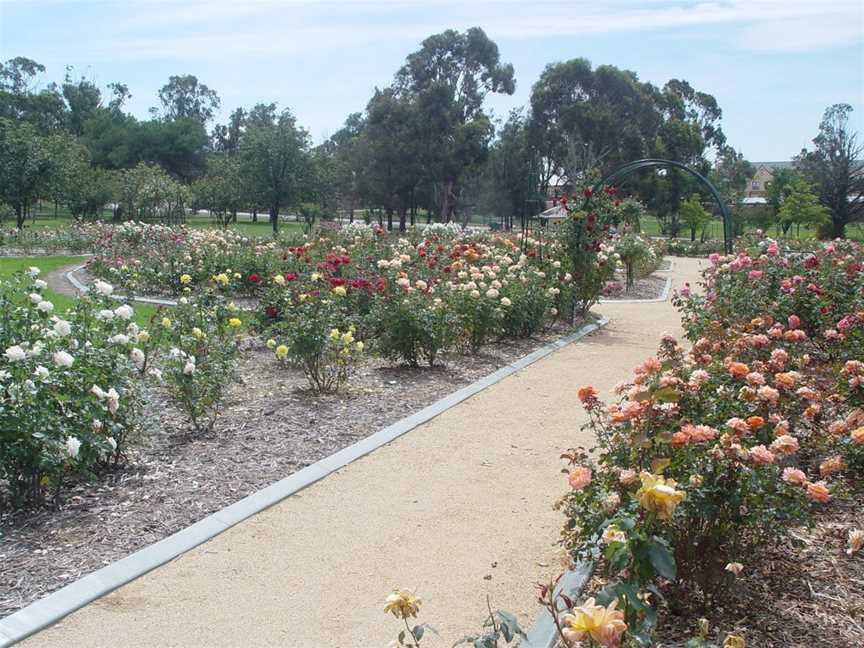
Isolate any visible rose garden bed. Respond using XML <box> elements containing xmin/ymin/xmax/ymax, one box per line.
<box><xmin>0</xmin><ymin>320</ymin><xmax>586</xmax><ymax>618</ymax></box>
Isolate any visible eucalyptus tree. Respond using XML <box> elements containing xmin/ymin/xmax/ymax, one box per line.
<box><xmin>394</xmin><ymin>27</ymin><xmax>515</xmax><ymax>222</ymax></box>
<box><xmin>156</xmin><ymin>74</ymin><xmax>221</xmax><ymax>125</ymax></box>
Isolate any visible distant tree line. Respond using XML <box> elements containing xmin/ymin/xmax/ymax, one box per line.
<box><xmin>0</xmin><ymin>29</ymin><xmax>860</xmax><ymax>236</ymax></box>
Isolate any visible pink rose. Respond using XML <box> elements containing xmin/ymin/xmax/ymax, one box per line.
<box><xmin>568</xmin><ymin>466</ymin><xmax>593</xmax><ymax>491</ymax></box>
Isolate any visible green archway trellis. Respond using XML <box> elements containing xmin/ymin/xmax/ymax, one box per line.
<box><xmin>583</xmin><ymin>158</ymin><xmax>734</xmax><ymax>254</ymax></box>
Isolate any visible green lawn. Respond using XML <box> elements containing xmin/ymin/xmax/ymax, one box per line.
<box><xmin>0</xmin><ymin>255</ymin><xmax>158</xmax><ymax>327</ymax></box>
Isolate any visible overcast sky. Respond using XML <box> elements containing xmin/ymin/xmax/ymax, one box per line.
<box><xmin>1</xmin><ymin>0</ymin><xmax>862</xmax><ymax>161</ymax></box>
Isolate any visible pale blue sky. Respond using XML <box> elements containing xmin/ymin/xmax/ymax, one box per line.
<box><xmin>1</xmin><ymin>0</ymin><xmax>862</xmax><ymax>160</ymax></box>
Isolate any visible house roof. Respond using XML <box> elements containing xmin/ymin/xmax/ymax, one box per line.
<box><xmin>752</xmin><ymin>161</ymin><xmax>794</xmax><ymax>170</ymax></box>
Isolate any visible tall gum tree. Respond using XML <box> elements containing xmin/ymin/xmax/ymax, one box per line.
<box><xmin>394</xmin><ymin>27</ymin><xmax>515</xmax><ymax>222</ymax></box>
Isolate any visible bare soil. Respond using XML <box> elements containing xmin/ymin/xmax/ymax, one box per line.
<box><xmin>0</xmin><ymin>324</ymin><xmax>583</xmax><ymax>618</ymax></box>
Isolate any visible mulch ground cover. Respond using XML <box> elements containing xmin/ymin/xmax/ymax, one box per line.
<box><xmin>0</xmin><ymin>323</ymin><xmax>587</xmax><ymax>618</ymax></box>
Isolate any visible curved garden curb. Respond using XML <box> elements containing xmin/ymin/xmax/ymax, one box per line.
<box><xmin>0</xmin><ymin>316</ymin><xmax>608</xmax><ymax>648</ymax></box>
<box><xmin>65</xmin><ymin>264</ymin><xmax>178</xmax><ymax>306</ymax></box>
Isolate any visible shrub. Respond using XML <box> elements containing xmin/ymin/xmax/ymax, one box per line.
<box><xmin>614</xmin><ymin>232</ymin><xmax>657</xmax><ymax>290</ymax></box>
<box><xmin>271</xmin><ymin>295</ymin><xmax>365</xmax><ymax>392</ymax></box>
<box><xmin>0</xmin><ymin>270</ymin><xmax>142</xmax><ymax>507</ymax></box>
<box><xmin>373</xmin><ymin>289</ymin><xmax>454</xmax><ymax>367</ymax></box>
<box><xmin>149</xmin><ymin>292</ymin><xmax>240</xmax><ymax>433</ymax></box>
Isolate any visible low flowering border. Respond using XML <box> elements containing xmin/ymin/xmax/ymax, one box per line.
<box><xmin>0</xmin><ymin>316</ymin><xmax>608</xmax><ymax>647</ymax></box>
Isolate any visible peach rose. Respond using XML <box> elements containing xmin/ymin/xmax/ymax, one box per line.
<box><xmin>805</xmin><ymin>481</ymin><xmax>831</xmax><ymax>503</ymax></box>
<box><xmin>568</xmin><ymin>466</ymin><xmax>593</xmax><ymax>491</ymax></box>
<box><xmin>782</xmin><ymin>467</ymin><xmax>807</xmax><ymax>485</ymax></box>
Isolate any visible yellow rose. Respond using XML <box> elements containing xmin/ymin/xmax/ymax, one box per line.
<box><xmin>636</xmin><ymin>472</ymin><xmax>686</xmax><ymax>520</ymax></box>
<box><xmin>273</xmin><ymin>275</ymin><xmax>285</xmax><ymax>286</ymax></box>
<box><xmin>228</xmin><ymin>318</ymin><xmax>242</xmax><ymax>328</ymax></box>
<box><xmin>180</xmin><ymin>274</ymin><xmax>192</xmax><ymax>285</ymax></box>
<box><xmin>191</xmin><ymin>327</ymin><xmax>204</xmax><ymax>339</ymax></box>
<box><xmin>331</xmin><ymin>286</ymin><xmax>347</xmax><ymax>297</ymax></box>
<box><xmin>383</xmin><ymin>589</ymin><xmax>421</xmax><ymax>620</ymax></box>
<box><xmin>329</xmin><ymin>328</ymin><xmax>340</xmax><ymax>340</ymax></box>
<box><xmin>161</xmin><ymin>317</ymin><xmax>172</xmax><ymax>328</ymax></box>
<box><xmin>355</xmin><ymin>341</ymin><xmax>364</xmax><ymax>352</ymax></box>
<box><xmin>561</xmin><ymin>597</ymin><xmax>627</xmax><ymax>647</ymax></box>
<box><xmin>137</xmin><ymin>331</ymin><xmax>150</xmax><ymax>343</ymax></box>
<box><xmin>275</xmin><ymin>344</ymin><xmax>288</xmax><ymax>359</ymax></box>
<box><xmin>266</xmin><ymin>338</ymin><xmax>276</xmax><ymax>349</ymax></box>
<box><xmin>723</xmin><ymin>635</ymin><xmax>745</xmax><ymax>648</ymax></box>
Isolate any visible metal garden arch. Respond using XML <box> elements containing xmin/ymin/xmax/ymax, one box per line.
<box><xmin>583</xmin><ymin>158</ymin><xmax>734</xmax><ymax>254</ymax></box>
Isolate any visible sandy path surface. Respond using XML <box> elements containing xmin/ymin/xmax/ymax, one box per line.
<box><xmin>22</xmin><ymin>257</ymin><xmax>704</xmax><ymax>648</ymax></box>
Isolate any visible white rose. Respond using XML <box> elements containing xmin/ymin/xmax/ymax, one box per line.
<box><xmin>109</xmin><ymin>334</ymin><xmax>130</xmax><ymax>345</ymax></box>
<box><xmin>97</xmin><ymin>309</ymin><xmax>115</xmax><ymax>321</ymax></box>
<box><xmin>26</xmin><ymin>266</ymin><xmax>40</xmax><ymax>277</ymax></box>
<box><xmin>93</xmin><ymin>280</ymin><xmax>114</xmax><ymax>296</ymax></box>
<box><xmin>29</xmin><ymin>292</ymin><xmax>43</xmax><ymax>304</ymax></box>
<box><xmin>53</xmin><ymin>319</ymin><xmax>72</xmax><ymax>336</ymax></box>
<box><xmin>34</xmin><ymin>279</ymin><xmax>47</xmax><ymax>289</ymax></box>
<box><xmin>65</xmin><ymin>436</ymin><xmax>81</xmax><ymax>459</ymax></box>
<box><xmin>130</xmin><ymin>348</ymin><xmax>145</xmax><ymax>367</ymax></box>
<box><xmin>33</xmin><ymin>365</ymin><xmax>49</xmax><ymax>380</ymax></box>
<box><xmin>183</xmin><ymin>361</ymin><xmax>196</xmax><ymax>375</ymax></box>
<box><xmin>53</xmin><ymin>351</ymin><xmax>74</xmax><ymax>368</ymax></box>
<box><xmin>91</xmin><ymin>384</ymin><xmax>106</xmax><ymax>400</ymax></box>
<box><xmin>500</xmin><ymin>297</ymin><xmax>512</xmax><ymax>307</ymax></box>
<box><xmin>37</xmin><ymin>300</ymin><xmax>54</xmax><ymax>313</ymax></box>
<box><xmin>114</xmin><ymin>304</ymin><xmax>134</xmax><ymax>320</ymax></box>
<box><xmin>106</xmin><ymin>388</ymin><xmax>120</xmax><ymax>414</ymax></box>
<box><xmin>4</xmin><ymin>345</ymin><xmax>26</xmax><ymax>362</ymax></box>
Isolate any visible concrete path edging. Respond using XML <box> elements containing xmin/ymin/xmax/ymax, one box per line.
<box><xmin>65</xmin><ymin>265</ymin><xmax>179</xmax><ymax>306</ymax></box>
<box><xmin>521</xmin><ymin>560</ymin><xmax>595</xmax><ymax>648</ymax></box>
<box><xmin>0</xmin><ymin>316</ymin><xmax>608</xmax><ymax>648</ymax></box>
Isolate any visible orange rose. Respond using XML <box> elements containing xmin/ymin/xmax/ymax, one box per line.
<box><xmin>746</xmin><ymin>416</ymin><xmax>765</xmax><ymax>429</ymax></box>
<box><xmin>728</xmin><ymin>362</ymin><xmax>749</xmax><ymax>378</ymax></box>
<box><xmin>577</xmin><ymin>385</ymin><xmax>598</xmax><ymax>403</ymax></box>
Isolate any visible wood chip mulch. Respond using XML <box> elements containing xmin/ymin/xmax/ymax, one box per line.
<box><xmin>0</xmin><ymin>323</ymin><xmax>590</xmax><ymax>619</ymax></box>
<box><xmin>602</xmin><ymin>275</ymin><xmax>669</xmax><ymax>301</ymax></box>
<box><xmin>580</xmin><ymin>499</ymin><xmax>863</xmax><ymax>647</ymax></box>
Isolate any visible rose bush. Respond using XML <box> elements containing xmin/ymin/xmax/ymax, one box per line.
<box><xmin>548</xmin><ymin>237</ymin><xmax>863</xmax><ymax>645</ymax></box>
<box><xmin>0</xmin><ymin>269</ymin><xmax>142</xmax><ymax>507</ymax></box>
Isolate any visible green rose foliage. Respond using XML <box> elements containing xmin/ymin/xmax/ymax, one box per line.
<box><xmin>0</xmin><ymin>270</ymin><xmax>142</xmax><ymax>507</ymax></box>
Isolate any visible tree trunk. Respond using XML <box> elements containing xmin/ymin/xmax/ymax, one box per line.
<box><xmin>270</xmin><ymin>205</ymin><xmax>279</xmax><ymax>234</ymax></box>
<box><xmin>398</xmin><ymin>207</ymin><xmax>407</xmax><ymax>233</ymax></box>
<box><xmin>15</xmin><ymin>203</ymin><xmax>25</xmax><ymax>229</ymax></box>
<box><xmin>386</xmin><ymin>207</ymin><xmax>393</xmax><ymax>231</ymax></box>
<box><xmin>691</xmin><ymin>227</ymin><xmax>696</xmax><ymax>242</ymax></box>
<box><xmin>252</xmin><ymin>208</ymin><xmax>258</xmax><ymax>223</ymax></box>
<box><xmin>832</xmin><ymin>217</ymin><xmax>846</xmax><ymax>239</ymax></box>
<box><xmin>438</xmin><ymin>180</ymin><xmax>454</xmax><ymax>222</ymax></box>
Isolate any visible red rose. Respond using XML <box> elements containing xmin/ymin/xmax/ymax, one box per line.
<box><xmin>583</xmin><ymin>187</ymin><xmax>593</xmax><ymax>198</ymax></box>
<box><xmin>265</xmin><ymin>306</ymin><xmax>278</xmax><ymax>318</ymax></box>
<box><xmin>249</xmin><ymin>273</ymin><xmax>261</xmax><ymax>284</ymax></box>
<box><xmin>284</xmin><ymin>272</ymin><xmax>297</xmax><ymax>282</ymax></box>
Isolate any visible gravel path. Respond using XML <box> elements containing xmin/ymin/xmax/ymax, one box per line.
<box><xmin>22</xmin><ymin>258</ymin><xmax>705</xmax><ymax>648</ymax></box>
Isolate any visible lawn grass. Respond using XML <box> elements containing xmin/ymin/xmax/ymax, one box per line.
<box><xmin>0</xmin><ymin>255</ymin><xmax>158</xmax><ymax>327</ymax></box>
